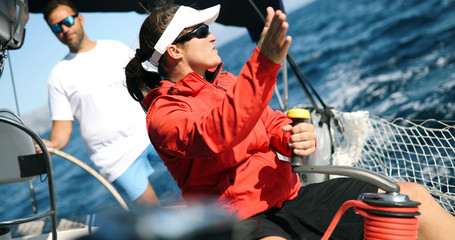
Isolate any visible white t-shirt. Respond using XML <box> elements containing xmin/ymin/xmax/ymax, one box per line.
<box><xmin>47</xmin><ymin>40</ymin><xmax>150</xmax><ymax>182</ymax></box>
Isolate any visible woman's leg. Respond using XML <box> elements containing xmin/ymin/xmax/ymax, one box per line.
<box><xmin>397</xmin><ymin>182</ymin><xmax>455</xmax><ymax>240</ymax></box>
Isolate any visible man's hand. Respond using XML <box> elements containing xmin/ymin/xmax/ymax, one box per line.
<box><xmin>35</xmin><ymin>120</ymin><xmax>73</xmax><ymax>154</ymax></box>
<box><xmin>257</xmin><ymin>7</ymin><xmax>292</xmax><ymax>64</ymax></box>
<box><xmin>35</xmin><ymin>139</ymin><xmax>54</xmax><ymax>154</ymax></box>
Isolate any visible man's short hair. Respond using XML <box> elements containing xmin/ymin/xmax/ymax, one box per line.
<box><xmin>43</xmin><ymin>0</ymin><xmax>79</xmax><ymax>22</ymax></box>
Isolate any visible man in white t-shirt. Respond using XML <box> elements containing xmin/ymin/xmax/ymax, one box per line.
<box><xmin>41</xmin><ymin>0</ymin><xmax>181</xmax><ymax>206</ymax></box>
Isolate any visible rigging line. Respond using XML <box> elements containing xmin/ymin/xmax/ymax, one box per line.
<box><xmin>248</xmin><ymin>0</ymin><xmax>286</xmax><ymax>111</ymax></box>
<box><xmin>7</xmin><ymin>50</ymin><xmax>21</xmax><ymax>116</ymax></box>
<box><xmin>247</xmin><ymin>0</ymin><xmax>324</xmax><ymax>112</ymax></box>
<box><xmin>6</xmin><ymin>50</ymin><xmax>37</xmax><ymax>215</ymax></box>
<box><xmin>247</xmin><ymin>0</ymin><xmax>266</xmax><ymax>23</ymax></box>
<box><xmin>283</xmin><ymin>59</ymin><xmax>288</xmax><ymax>111</ymax></box>
<box><xmin>286</xmin><ymin>54</ymin><xmax>328</xmax><ymax>110</ymax></box>
<box><xmin>285</xmin><ymin>54</ymin><xmax>318</xmax><ymax>110</ymax></box>
<box><xmin>274</xmin><ymin>86</ymin><xmax>285</xmax><ymax>111</ymax></box>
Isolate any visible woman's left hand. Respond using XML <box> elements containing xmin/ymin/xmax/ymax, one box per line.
<box><xmin>282</xmin><ymin>122</ymin><xmax>317</xmax><ymax>157</ymax></box>
<box><xmin>257</xmin><ymin>7</ymin><xmax>292</xmax><ymax>64</ymax></box>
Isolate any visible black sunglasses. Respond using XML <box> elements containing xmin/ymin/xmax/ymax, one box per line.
<box><xmin>51</xmin><ymin>14</ymin><xmax>78</xmax><ymax>34</ymax></box>
<box><xmin>173</xmin><ymin>24</ymin><xmax>210</xmax><ymax>44</ymax></box>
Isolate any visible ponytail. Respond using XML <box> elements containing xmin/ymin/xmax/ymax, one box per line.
<box><xmin>125</xmin><ymin>4</ymin><xmax>180</xmax><ymax>105</ymax></box>
<box><xmin>125</xmin><ymin>57</ymin><xmax>161</xmax><ymax>103</ymax></box>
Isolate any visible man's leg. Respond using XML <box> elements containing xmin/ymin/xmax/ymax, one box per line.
<box><xmin>134</xmin><ymin>182</ymin><xmax>160</xmax><ymax>206</ymax></box>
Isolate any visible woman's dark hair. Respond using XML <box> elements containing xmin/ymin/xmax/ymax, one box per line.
<box><xmin>43</xmin><ymin>0</ymin><xmax>79</xmax><ymax>21</ymax></box>
<box><xmin>125</xmin><ymin>4</ymin><xmax>180</xmax><ymax>103</ymax></box>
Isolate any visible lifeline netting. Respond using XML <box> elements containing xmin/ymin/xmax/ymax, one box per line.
<box><xmin>331</xmin><ymin>110</ymin><xmax>455</xmax><ymax>215</ymax></box>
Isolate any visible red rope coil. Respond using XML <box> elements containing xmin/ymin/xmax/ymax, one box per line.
<box><xmin>321</xmin><ymin>200</ymin><xmax>419</xmax><ymax>240</ymax></box>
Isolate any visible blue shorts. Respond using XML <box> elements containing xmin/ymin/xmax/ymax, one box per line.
<box><xmin>112</xmin><ymin>144</ymin><xmax>156</xmax><ymax>201</ymax></box>
<box><xmin>112</xmin><ymin>144</ymin><xmax>183</xmax><ymax>205</ymax></box>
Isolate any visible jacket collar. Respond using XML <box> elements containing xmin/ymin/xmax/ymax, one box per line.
<box><xmin>141</xmin><ymin>63</ymin><xmax>223</xmax><ymax>109</ymax></box>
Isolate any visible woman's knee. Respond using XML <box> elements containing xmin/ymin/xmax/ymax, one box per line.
<box><xmin>398</xmin><ymin>182</ymin><xmax>431</xmax><ymax>203</ymax></box>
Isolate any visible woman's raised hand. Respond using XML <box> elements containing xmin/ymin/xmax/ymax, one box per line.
<box><xmin>257</xmin><ymin>7</ymin><xmax>292</xmax><ymax>64</ymax></box>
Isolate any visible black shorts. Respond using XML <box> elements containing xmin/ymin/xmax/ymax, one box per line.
<box><xmin>242</xmin><ymin>178</ymin><xmax>378</xmax><ymax>240</ymax></box>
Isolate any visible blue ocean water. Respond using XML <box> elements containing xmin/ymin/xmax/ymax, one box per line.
<box><xmin>1</xmin><ymin>0</ymin><xmax>454</xmax><ymax>220</ymax></box>
<box><xmin>219</xmin><ymin>0</ymin><xmax>455</xmax><ymax>120</ymax></box>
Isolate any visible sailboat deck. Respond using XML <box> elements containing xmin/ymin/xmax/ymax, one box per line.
<box><xmin>7</xmin><ymin>215</ymin><xmax>94</xmax><ymax>240</ymax></box>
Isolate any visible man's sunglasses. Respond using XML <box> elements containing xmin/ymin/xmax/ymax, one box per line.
<box><xmin>173</xmin><ymin>24</ymin><xmax>209</xmax><ymax>44</ymax></box>
<box><xmin>51</xmin><ymin>14</ymin><xmax>78</xmax><ymax>34</ymax></box>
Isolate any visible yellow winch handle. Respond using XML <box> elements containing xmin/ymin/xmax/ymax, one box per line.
<box><xmin>286</xmin><ymin>108</ymin><xmax>310</xmax><ymax>170</ymax></box>
<box><xmin>287</xmin><ymin>108</ymin><xmax>310</xmax><ymax>120</ymax></box>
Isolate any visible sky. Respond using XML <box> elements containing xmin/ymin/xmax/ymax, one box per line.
<box><xmin>0</xmin><ymin>0</ymin><xmax>311</xmax><ymax>118</ymax></box>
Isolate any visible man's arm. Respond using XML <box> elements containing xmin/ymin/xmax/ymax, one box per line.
<box><xmin>42</xmin><ymin>120</ymin><xmax>73</xmax><ymax>150</ymax></box>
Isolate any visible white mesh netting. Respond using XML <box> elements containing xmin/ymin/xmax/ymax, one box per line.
<box><xmin>332</xmin><ymin>110</ymin><xmax>455</xmax><ymax>215</ymax></box>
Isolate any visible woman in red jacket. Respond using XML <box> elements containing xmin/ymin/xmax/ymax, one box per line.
<box><xmin>125</xmin><ymin>4</ymin><xmax>455</xmax><ymax>240</ymax></box>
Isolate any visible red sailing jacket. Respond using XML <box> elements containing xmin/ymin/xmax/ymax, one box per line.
<box><xmin>141</xmin><ymin>48</ymin><xmax>302</xmax><ymax>219</ymax></box>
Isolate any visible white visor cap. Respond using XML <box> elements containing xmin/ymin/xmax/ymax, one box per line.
<box><xmin>149</xmin><ymin>4</ymin><xmax>221</xmax><ymax>67</ymax></box>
